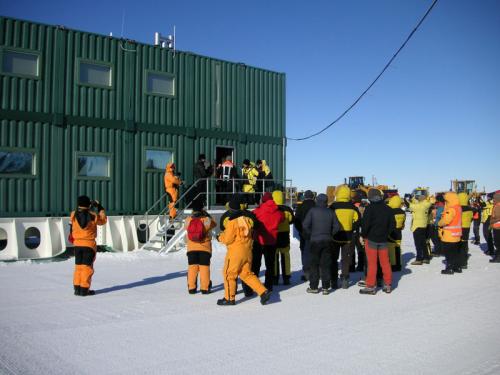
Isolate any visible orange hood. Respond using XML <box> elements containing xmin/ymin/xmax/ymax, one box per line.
<box><xmin>165</xmin><ymin>162</ymin><xmax>175</xmax><ymax>173</ymax></box>
<box><xmin>444</xmin><ymin>192</ymin><xmax>459</xmax><ymax>207</ymax></box>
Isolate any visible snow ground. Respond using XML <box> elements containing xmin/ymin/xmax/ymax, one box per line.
<box><xmin>1</xmin><ymin>225</ymin><xmax>500</xmax><ymax>375</ymax></box>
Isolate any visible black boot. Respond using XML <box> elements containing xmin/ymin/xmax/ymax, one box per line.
<box><xmin>188</xmin><ymin>289</ymin><xmax>197</xmax><ymax>294</ymax></box>
<box><xmin>273</xmin><ymin>276</ymin><xmax>280</xmax><ymax>285</ymax></box>
<box><xmin>489</xmin><ymin>257</ymin><xmax>500</xmax><ymax>263</ymax></box>
<box><xmin>283</xmin><ymin>275</ymin><xmax>291</xmax><ymax>285</ymax></box>
<box><xmin>441</xmin><ymin>268</ymin><xmax>454</xmax><ymax>275</ymax></box>
<box><xmin>74</xmin><ymin>285</ymin><xmax>81</xmax><ymax>296</ymax></box>
<box><xmin>201</xmin><ymin>280</ymin><xmax>212</xmax><ymax>294</ymax></box>
<box><xmin>217</xmin><ymin>298</ymin><xmax>235</xmax><ymax>306</ymax></box>
<box><xmin>80</xmin><ymin>287</ymin><xmax>95</xmax><ymax>296</ymax></box>
<box><xmin>341</xmin><ymin>276</ymin><xmax>349</xmax><ymax>289</ymax></box>
<box><xmin>260</xmin><ymin>290</ymin><xmax>272</xmax><ymax>305</ymax></box>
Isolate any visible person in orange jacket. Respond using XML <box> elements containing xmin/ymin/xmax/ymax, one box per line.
<box><xmin>70</xmin><ymin>195</ymin><xmax>107</xmax><ymax>296</ymax></box>
<box><xmin>438</xmin><ymin>192</ymin><xmax>463</xmax><ymax>274</ymax></box>
<box><xmin>216</xmin><ymin>196</ymin><xmax>272</xmax><ymax>306</ymax></box>
<box><xmin>185</xmin><ymin>199</ymin><xmax>217</xmax><ymax>294</ymax></box>
<box><xmin>164</xmin><ymin>162</ymin><xmax>182</xmax><ymax>219</ymax></box>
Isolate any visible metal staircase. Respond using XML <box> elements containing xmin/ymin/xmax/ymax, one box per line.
<box><xmin>139</xmin><ymin>177</ymin><xmax>293</xmax><ymax>254</ymax></box>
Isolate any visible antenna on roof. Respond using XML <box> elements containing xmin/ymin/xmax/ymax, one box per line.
<box><xmin>154</xmin><ymin>26</ymin><xmax>176</xmax><ymax>57</ymax></box>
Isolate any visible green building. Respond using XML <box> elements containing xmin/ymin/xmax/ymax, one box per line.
<box><xmin>0</xmin><ymin>16</ymin><xmax>286</xmax><ymax>218</ymax></box>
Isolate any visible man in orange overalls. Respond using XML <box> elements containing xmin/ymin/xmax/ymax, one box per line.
<box><xmin>164</xmin><ymin>162</ymin><xmax>182</xmax><ymax>219</ymax></box>
<box><xmin>70</xmin><ymin>195</ymin><xmax>107</xmax><ymax>296</ymax></box>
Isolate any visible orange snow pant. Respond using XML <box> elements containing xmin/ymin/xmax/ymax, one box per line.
<box><xmin>222</xmin><ymin>253</ymin><xmax>266</xmax><ymax>301</ymax></box>
<box><xmin>73</xmin><ymin>246</ymin><xmax>96</xmax><ymax>289</ymax></box>
<box><xmin>167</xmin><ymin>188</ymin><xmax>178</xmax><ymax>218</ymax></box>
<box><xmin>187</xmin><ymin>251</ymin><xmax>211</xmax><ymax>292</ymax></box>
<box><xmin>365</xmin><ymin>242</ymin><xmax>392</xmax><ymax>288</ymax></box>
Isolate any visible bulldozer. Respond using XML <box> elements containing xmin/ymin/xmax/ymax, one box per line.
<box><xmin>326</xmin><ymin>177</ymin><xmax>398</xmax><ymax>204</ymax></box>
<box><xmin>450</xmin><ymin>180</ymin><xmax>476</xmax><ymax>195</ymax></box>
<box><xmin>345</xmin><ymin>176</ymin><xmax>398</xmax><ymax>200</ymax></box>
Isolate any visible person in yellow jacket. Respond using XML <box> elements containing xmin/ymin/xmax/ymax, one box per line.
<box><xmin>405</xmin><ymin>194</ymin><xmax>432</xmax><ymax>265</ymax></box>
<box><xmin>241</xmin><ymin>159</ymin><xmax>259</xmax><ymax>204</ymax></box>
<box><xmin>272</xmin><ymin>190</ymin><xmax>295</xmax><ymax>285</ymax></box>
<box><xmin>481</xmin><ymin>195</ymin><xmax>495</xmax><ymax>256</ymax></box>
<box><xmin>184</xmin><ymin>199</ymin><xmax>217</xmax><ymax>294</ymax></box>
<box><xmin>438</xmin><ymin>192</ymin><xmax>462</xmax><ymax>274</ymax></box>
<box><xmin>70</xmin><ymin>196</ymin><xmax>107</xmax><ymax>296</ymax></box>
<box><xmin>387</xmin><ymin>195</ymin><xmax>406</xmax><ymax>272</ymax></box>
<box><xmin>216</xmin><ymin>196</ymin><xmax>272</xmax><ymax>306</ymax></box>
<box><xmin>164</xmin><ymin>162</ymin><xmax>182</xmax><ymax>219</ymax></box>
<box><xmin>489</xmin><ymin>192</ymin><xmax>500</xmax><ymax>263</ymax></box>
<box><xmin>256</xmin><ymin>159</ymin><xmax>274</xmax><ymax>192</ymax></box>
<box><xmin>458</xmin><ymin>192</ymin><xmax>473</xmax><ymax>269</ymax></box>
<box><xmin>329</xmin><ymin>185</ymin><xmax>360</xmax><ymax>289</ymax></box>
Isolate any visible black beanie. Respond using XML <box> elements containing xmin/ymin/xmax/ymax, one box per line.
<box><xmin>198</xmin><ymin>154</ymin><xmax>206</xmax><ymax>161</ymax></box>
<box><xmin>243</xmin><ymin>159</ymin><xmax>250</xmax><ymax>166</ymax></box>
<box><xmin>229</xmin><ymin>196</ymin><xmax>240</xmax><ymax>210</ymax></box>
<box><xmin>77</xmin><ymin>195</ymin><xmax>91</xmax><ymax>208</ymax></box>
<box><xmin>367</xmin><ymin>189</ymin><xmax>383</xmax><ymax>203</ymax></box>
<box><xmin>191</xmin><ymin>199</ymin><xmax>204</xmax><ymax>212</ymax></box>
<box><xmin>304</xmin><ymin>190</ymin><xmax>314</xmax><ymax>199</ymax></box>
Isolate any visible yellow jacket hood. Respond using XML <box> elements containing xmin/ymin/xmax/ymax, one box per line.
<box><xmin>272</xmin><ymin>190</ymin><xmax>284</xmax><ymax>205</ymax></box>
<box><xmin>458</xmin><ymin>192</ymin><xmax>469</xmax><ymax>206</ymax></box>
<box><xmin>388</xmin><ymin>195</ymin><xmax>402</xmax><ymax>209</ymax></box>
<box><xmin>445</xmin><ymin>192</ymin><xmax>460</xmax><ymax>207</ymax></box>
<box><xmin>335</xmin><ymin>185</ymin><xmax>351</xmax><ymax>202</ymax></box>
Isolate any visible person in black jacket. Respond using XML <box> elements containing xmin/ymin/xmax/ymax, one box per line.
<box><xmin>359</xmin><ymin>189</ymin><xmax>396</xmax><ymax>295</ymax></box>
<box><xmin>193</xmin><ymin>154</ymin><xmax>213</xmax><ymax>204</ymax></box>
<box><xmin>302</xmin><ymin>194</ymin><xmax>340</xmax><ymax>295</ymax></box>
<box><xmin>294</xmin><ymin>190</ymin><xmax>316</xmax><ymax>280</ymax></box>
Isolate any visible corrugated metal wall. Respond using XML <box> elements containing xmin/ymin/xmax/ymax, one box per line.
<box><xmin>0</xmin><ymin>16</ymin><xmax>285</xmax><ymax>217</ymax></box>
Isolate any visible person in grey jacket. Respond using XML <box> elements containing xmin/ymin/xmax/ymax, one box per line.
<box><xmin>302</xmin><ymin>194</ymin><xmax>340</xmax><ymax>295</ymax></box>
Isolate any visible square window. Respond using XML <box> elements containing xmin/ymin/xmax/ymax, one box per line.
<box><xmin>145</xmin><ymin>149</ymin><xmax>173</xmax><ymax>171</ymax></box>
<box><xmin>146</xmin><ymin>72</ymin><xmax>175</xmax><ymax>96</ymax></box>
<box><xmin>77</xmin><ymin>155</ymin><xmax>110</xmax><ymax>178</ymax></box>
<box><xmin>0</xmin><ymin>150</ymin><xmax>35</xmax><ymax>175</ymax></box>
<box><xmin>79</xmin><ymin>62</ymin><xmax>112</xmax><ymax>87</ymax></box>
<box><xmin>2</xmin><ymin>50</ymin><xmax>39</xmax><ymax>78</ymax></box>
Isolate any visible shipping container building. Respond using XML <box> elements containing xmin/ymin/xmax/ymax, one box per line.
<box><xmin>0</xmin><ymin>16</ymin><xmax>286</xmax><ymax>218</ymax></box>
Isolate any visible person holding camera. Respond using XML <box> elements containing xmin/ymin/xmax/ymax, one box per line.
<box><xmin>70</xmin><ymin>196</ymin><xmax>107</xmax><ymax>296</ymax></box>
<box><xmin>164</xmin><ymin>162</ymin><xmax>182</xmax><ymax>219</ymax></box>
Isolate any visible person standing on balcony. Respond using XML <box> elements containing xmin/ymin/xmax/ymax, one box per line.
<box><xmin>216</xmin><ymin>156</ymin><xmax>238</xmax><ymax>204</ymax></box>
<box><xmin>242</xmin><ymin>159</ymin><xmax>259</xmax><ymax>205</ymax></box>
<box><xmin>164</xmin><ymin>162</ymin><xmax>182</xmax><ymax>219</ymax></box>
<box><xmin>193</xmin><ymin>154</ymin><xmax>213</xmax><ymax>205</ymax></box>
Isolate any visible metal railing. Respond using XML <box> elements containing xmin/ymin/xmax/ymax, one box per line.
<box><xmin>139</xmin><ymin>177</ymin><xmax>293</xmax><ymax>245</ymax></box>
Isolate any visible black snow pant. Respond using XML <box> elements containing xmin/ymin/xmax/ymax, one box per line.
<box><xmin>459</xmin><ymin>228</ymin><xmax>470</xmax><ymax>267</ymax></box>
<box><xmin>442</xmin><ymin>242</ymin><xmax>460</xmax><ymax>270</ymax></box>
<box><xmin>430</xmin><ymin>225</ymin><xmax>442</xmax><ymax>255</ymax></box>
<box><xmin>309</xmin><ymin>240</ymin><xmax>333</xmax><ymax>290</ymax></box>
<box><xmin>331</xmin><ymin>242</ymin><xmax>352</xmax><ymax>283</ymax></box>
<box><xmin>349</xmin><ymin>232</ymin><xmax>365</xmax><ymax>272</ymax></box>
<box><xmin>473</xmin><ymin>219</ymin><xmax>481</xmax><ymax>243</ymax></box>
<box><xmin>483</xmin><ymin>219</ymin><xmax>494</xmax><ymax>254</ymax></box>
<box><xmin>413</xmin><ymin>227</ymin><xmax>430</xmax><ymax>261</ymax></box>
<box><xmin>494</xmin><ymin>229</ymin><xmax>500</xmax><ymax>259</ymax></box>
<box><xmin>242</xmin><ymin>242</ymin><xmax>276</xmax><ymax>293</ymax></box>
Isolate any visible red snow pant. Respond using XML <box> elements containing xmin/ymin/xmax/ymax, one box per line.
<box><xmin>365</xmin><ymin>241</ymin><xmax>392</xmax><ymax>288</ymax></box>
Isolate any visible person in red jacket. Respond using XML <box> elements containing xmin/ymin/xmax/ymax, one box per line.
<box><xmin>242</xmin><ymin>192</ymin><xmax>284</xmax><ymax>296</ymax></box>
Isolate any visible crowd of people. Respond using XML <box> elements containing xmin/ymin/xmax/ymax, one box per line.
<box><xmin>164</xmin><ymin>154</ymin><xmax>275</xmax><ymax>218</ymax></box>
<box><xmin>69</xmin><ymin>179</ymin><xmax>500</xmax><ymax>305</ymax></box>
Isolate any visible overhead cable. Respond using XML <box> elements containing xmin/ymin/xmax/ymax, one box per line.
<box><xmin>287</xmin><ymin>0</ymin><xmax>439</xmax><ymax>141</ymax></box>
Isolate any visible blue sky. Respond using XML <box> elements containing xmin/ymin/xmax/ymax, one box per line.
<box><xmin>2</xmin><ymin>0</ymin><xmax>499</xmax><ymax>194</ymax></box>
